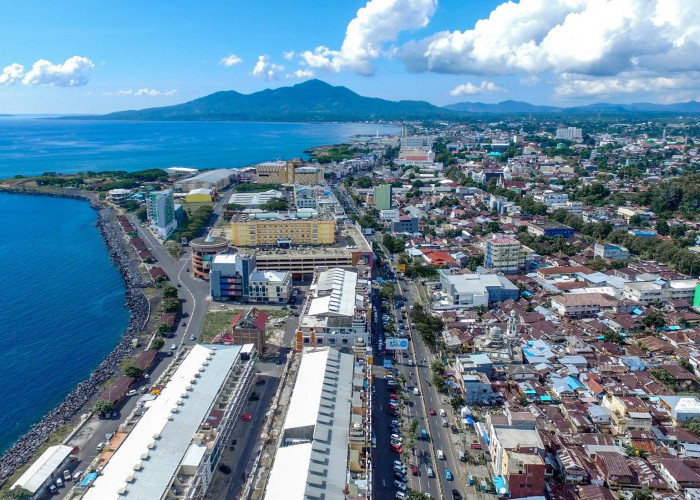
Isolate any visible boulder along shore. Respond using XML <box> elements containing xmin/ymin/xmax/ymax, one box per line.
<box><xmin>0</xmin><ymin>187</ymin><xmax>151</xmax><ymax>485</ymax></box>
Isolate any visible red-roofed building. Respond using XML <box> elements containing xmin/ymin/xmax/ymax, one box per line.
<box><xmin>214</xmin><ymin>307</ymin><xmax>269</xmax><ymax>352</ymax></box>
<box><xmin>420</xmin><ymin>249</ymin><xmax>457</xmax><ymax>266</ymax></box>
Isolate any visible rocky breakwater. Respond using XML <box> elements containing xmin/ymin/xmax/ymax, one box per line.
<box><xmin>0</xmin><ymin>197</ymin><xmax>151</xmax><ymax>485</ymax></box>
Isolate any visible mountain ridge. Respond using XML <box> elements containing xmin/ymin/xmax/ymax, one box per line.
<box><xmin>68</xmin><ymin>79</ymin><xmax>700</xmax><ymax>121</ymax></box>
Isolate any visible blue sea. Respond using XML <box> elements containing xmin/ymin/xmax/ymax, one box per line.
<box><xmin>0</xmin><ymin>119</ymin><xmax>398</xmax><ymax>455</ymax></box>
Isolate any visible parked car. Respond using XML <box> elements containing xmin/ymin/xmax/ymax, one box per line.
<box><xmin>395</xmin><ymin>492</ymin><xmax>407</xmax><ymax>500</ymax></box>
<box><xmin>393</xmin><ymin>480</ymin><xmax>407</xmax><ymax>491</ymax></box>
<box><xmin>390</xmin><ymin>444</ymin><xmax>403</xmax><ymax>453</ymax></box>
<box><xmin>48</xmin><ymin>484</ymin><xmax>58</xmax><ymax>494</ymax></box>
<box><xmin>63</xmin><ymin>470</ymin><xmax>72</xmax><ymax>481</ymax></box>
<box><xmin>256</xmin><ymin>379</ymin><xmax>266</xmax><ymax>385</ymax></box>
<box><xmin>96</xmin><ymin>442</ymin><xmax>105</xmax><ymax>452</ymax></box>
<box><xmin>126</xmin><ymin>390</ymin><xmax>137</xmax><ymax>397</ymax></box>
<box><xmin>170</xmin><ymin>343</ymin><xmax>177</xmax><ymax>350</ymax></box>
<box><xmin>73</xmin><ymin>470</ymin><xmax>84</xmax><ymax>482</ymax></box>
<box><xmin>55</xmin><ymin>477</ymin><xmax>63</xmax><ymax>488</ymax></box>
<box><xmin>218</xmin><ymin>463</ymin><xmax>232</xmax><ymax>474</ymax></box>
<box><xmin>411</xmin><ymin>464</ymin><xmax>418</xmax><ymax>476</ymax></box>
<box><xmin>452</xmin><ymin>490</ymin><xmax>463</xmax><ymax>500</ymax></box>
<box><xmin>445</xmin><ymin>469</ymin><xmax>453</xmax><ymax>481</ymax></box>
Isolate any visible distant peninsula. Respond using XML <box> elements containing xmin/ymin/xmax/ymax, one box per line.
<box><xmin>64</xmin><ymin>79</ymin><xmax>700</xmax><ymax>122</ymax></box>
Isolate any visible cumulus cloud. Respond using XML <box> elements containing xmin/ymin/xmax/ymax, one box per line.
<box><xmin>23</xmin><ymin>56</ymin><xmax>94</xmax><ymax>86</ymax></box>
<box><xmin>220</xmin><ymin>54</ymin><xmax>242</xmax><ymax>67</ymax></box>
<box><xmin>449</xmin><ymin>80</ymin><xmax>507</xmax><ymax>96</ymax></box>
<box><xmin>301</xmin><ymin>0</ymin><xmax>437</xmax><ymax>75</ymax></box>
<box><xmin>283</xmin><ymin>51</ymin><xmax>295</xmax><ymax>61</ymax></box>
<box><xmin>399</xmin><ymin>0</ymin><xmax>700</xmax><ymax>78</ymax></box>
<box><xmin>104</xmin><ymin>88</ymin><xmax>177</xmax><ymax>97</ymax></box>
<box><xmin>519</xmin><ymin>75</ymin><xmax>540</xmax><ymax>87</ymax></box>
<box><xmin>0</xmin><ymin>63</ymin><xmax>24</xmax><ymax>85</ymax></box>
<box><xmin>252</xmin><ymin>55</ymin><xmax>284</xmax><ymax>80</ymax></box>
<box><xmin>287</xmin><ymin>68</ymin><xmax>315</xmax><ymax>79</ymax></box>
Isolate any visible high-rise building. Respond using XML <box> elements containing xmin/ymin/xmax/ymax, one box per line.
<box><xmin>209</xmin><ymin>253</ymin><xmax>291</xmax><ymax>303</ymax></box>
<box><xmin>230</xmin><ymin>210</ymin><xmax>336</xmax><ymax>247</ymax></box>
<box><xmin>374</xmin><ymin>184</ymin><xmax>392</xmax><ymax>210</ymax></box>
<box><xmin>555</xmin><ymin>127</ymin><xmax>583</xmax><ymax>141</ymax></box>
<box><xmin>485</xmin><ymin>238</ymin><xmax>532</xmax><ymax>274</ymax></box>
<box><xmin>146</xmin><ymin>189</ymin><xmax>177</xmax><ymax>240</ymax></box>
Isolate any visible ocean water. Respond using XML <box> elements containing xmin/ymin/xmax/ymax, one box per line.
<box><xmin>0</xmin><ymin>193</ymin><xmax>130</xmax><ymax>454</ymax></box>
<box><xmin>0</xmin><ymin>118</ymin><xmax>398</xmax><ymax>178</ymax></box>
<box><xmin>0</xmin><ymin>119</ymin><xmax>398</xmax><ymax>455</ymax></box>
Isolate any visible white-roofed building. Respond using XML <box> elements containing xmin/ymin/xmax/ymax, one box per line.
<box><xmin>209</xmin><ymin>252</ymin><xmax>291</xmax><ymax>303</ymax></box>
<box><xmin>81</xmin><ymin>344</ymin><xmax>256</xmax><ymax>500</ymax></box>
<box><xmin>12</xmin><ymin>445</ymin><xmax>73</xmax><ymax>497</ymax></box>
<box><xmin>295</xmin><ymin>267</ymin><xmax>370</xmax><ymax>349</ymax></box>
<box><xmin>228</xmin><ymin>189</ymin><xmax>283</xmax><ymax>209</ymax></box>
<box><xmin>660</xmin><ymin>396</ymin><xmax>700</xmax><ymax>425</ymax></box>
<box><xmin>174</xmin><ymin>169</ymin><xmax>235</xmax><ymax>191</ymax></box>
<box><xmin>264</xmin><ymin>347</ymin><xmax>371</xmax><ymax>500</ymax></box>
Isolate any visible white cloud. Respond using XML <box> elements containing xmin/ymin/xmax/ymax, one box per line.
<box><xmin>519</xmin><ymin>75</ymin><xmax>540</xmax><ymax>87</ymax></box>
<box><xmin>301</xmin><ymin>0</ymin><xmax>437</xmax><ymax>75</ymax></box>
<box><xmin>252</xmin><ymin>55</ymin><xmax>284</xmax><ymax>80</ymax></box>
<box><xmin>287</xmin><ymin>68</ymin><xmax>315</xmax><ymax>80</ymax></box>
<box><xmin>0</xmin><ymin>63</ymin><xmax>24</xmax><ymax>85</ymax></box>
<box><xmin>554</xmin><ymin>72</ymin><xmax>697</xmax><ymax>98</ymax></box>
<box><xmin>400</xmin><ymin>0</ymin><xmax>700</xmax><ymax>78</ymax></box>
<box><xmin>283</xmin><ymin>51</ymin><xmax>295</xmax><ymax>61</ymax></box>
<box><xmin>220</xmin><ymin>54</ymin><xmax>242</xmax><ymax>67</ymax></box>
<box><xmin>22</xmin><ymin>56</ymin><xmax>94</xmax><ymax>86</ymax></box>
<box><xmin>449</xmin><ymin>80</ymin><xmax>507</xmax><ymax>96</ymax></box>
<box><xmin>104</xmin><ymin>88</ymin><xmax>177</xmax><ymax>97</ymax></box>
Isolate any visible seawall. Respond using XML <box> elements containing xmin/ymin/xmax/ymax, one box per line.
<box><xmin>0</xmin><ymin>187</ymin><xmax>150</xmax><ymax>485</ymax></box>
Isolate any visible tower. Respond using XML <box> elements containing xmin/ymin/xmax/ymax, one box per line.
<box><xmin>507</xmin><ymin>309</ymin><xmax>518</xmax><ymax>340</ymax></box>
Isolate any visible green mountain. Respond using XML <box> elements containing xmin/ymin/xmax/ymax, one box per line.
<box><xmin>91</xmin><ymin>80</ymin><xmax>454</xmax><ymax>122</ymax></box>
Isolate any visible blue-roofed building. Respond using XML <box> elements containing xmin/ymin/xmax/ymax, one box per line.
<box><xmin>620</xmin><ymin>356</ymin><xmax>646</xmax><ymax>371</ymax></box>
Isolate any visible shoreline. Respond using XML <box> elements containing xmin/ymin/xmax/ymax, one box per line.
<box><xmin>0</xmin><ymin>187</ymin><xmax>151</xmax><ymax>486</ymax></box>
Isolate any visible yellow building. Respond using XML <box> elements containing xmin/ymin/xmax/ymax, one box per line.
<box><xmin>185</xmin><ymin>188</ymin><xmax>213</xmax><ymax>203</ymax></box>
<box><xmin>231</xmin><ymin>210</ymin><xmax>336</xmax><ymax>246</ymax></box>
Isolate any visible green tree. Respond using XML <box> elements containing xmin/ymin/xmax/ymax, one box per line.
<box><xmin>93</xmin><ymin>399</ymin><xmax>114</xmax><ymax>415</ymax></box>
<box><xmin>680</xmin><ymin>358</ymin><xmax>695</xmax><ymax>374</ymax></box>
<box><xmin>406</xmin><ymin>491</ymin><xmax>433</xmax><ymax>500</ymax></box>
<box><xmin>450</xmin><ymin>395</ymin><xmax>465</xmax><ymax>412</ymax></box>
<box><xmin>356</xmin><ymin>177</ymin><xmax>373</xmax><ymax>188</ymax></box>
<box><xmin>518</xmin><ymin>392</ymin><xmax>529</xmax><ymax>406</ymax></box>
<box><xmin>162</xmin><ymin>299</ymin><xmax>179</xmax><ymax>314</ymax></box>
<box><xmin>432</xmin><ymin>374</ymin><xmax>447</xmax><ymax>393</ymax></box>
<box><xmin>162</xmin><ymin>285</ymin><xmax>179</xmax><ymax>299</ymax></box>
<box><xmin>631</xmin><ymin>488</ymin><xmax>653</xmax><ymax>500</ymax></box>
<box><xmin>157</xmin><ymin>322</ymin><xmax>171</xmax><ymax>335</ymax></box>
<box><xmin>643</xmin><ymin>311</ymin><xmax>666</xmax><ymax>329</ymax></box>
<box><xmin>121</xmin><ymin>360</ymin><xmax>143</xmax><ymax>379</ymax></box>
<box><xmin>135</xmin><ymin>206</ymin><xmax>148</xmax><ymax>222</ymax></box>
<box><xmin>150</xmin><ymin>337</ymin><xmax>165</xmax><ymax>350</ymax></box>
<box><xmin>259</xmin><ymin>197</ymin><xmax>289</xmax><ymax>211</ymax></box>
<box><xmin>603</xmin><ymin>328</ymin><xmax>625</xmax><ymax>345</ymax></box>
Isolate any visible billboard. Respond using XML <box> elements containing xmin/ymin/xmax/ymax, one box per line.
<box><xmin>385</xmin><ymin>337</ymin><xmax>409</xmax><ymax>350</ymax></box>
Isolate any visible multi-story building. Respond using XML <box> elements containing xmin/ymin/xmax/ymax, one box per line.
<box><xmin>527</xmin><ymin>221</ymin><xmax>575</xmax><ymax>238</ymax></box>
<box><xmin>374</xmin><ymin>184</ymin><xmax>392</xmax><ymax>210</ymax></box>
<box><xmin>438</xmin><ymin>269</ymin><xmax>520</xmax><ymax>309</ymax></box>
<box><xmin>379</xmin><ymin>208</ymin><xmax>400</xmax><ymax>221</ymax></box>
<box><xmin>502</xmin><ymin>450</ymin><xmax>546</xmax><ymax>499</ymax></box>
<box><xmin>81</xmin><ymin>344</ymin><xmax>257</xmax><ymax>500</ymax></box>
<box><xmin>107</xmin><ymin>188</ymin><xmax>133</xmax><ymax>205</ymax></box>
<box><xmin>537</xmin><ymin>190</ymin><xmax>568</xmax><ymax>207</ymax></box>
<box><xmin>461</xmin><ymin>371</ymin><xmax>494</xmax><ymax>404</ymax></box>
<box><xmin>594</xmin><ymin>243</ymin><xmax>629</xmax><ymax>261</ymax></box>
<box><xmin>390</xmin><ymin>215</ymin><xmax>419</xmax><ymax>234</ymax></box>
<box><xmin>146</xmin><ymin>189</ymin><xmax>177</xmax><ymax>240</ymax></box>
<box><xmin>400</xmin><ymin>135</ymin><xmax>435</xmax><ymax>151</ymax></box>
<box><xmin>555</xmin><ymin>127</ymin><xmax>583</xmax><ymax>141</ymax></box>
<box><xmin>295</xmin><ymin>267</ymin><xmax>370</xmax><ymax>349</ymax></box>
<box><xmin>485</xmin><ymin>237</ymin><xmax>532</xmax><ymax>273</ymax></box>
<box><xmin>623</xmin><ymin>279</ymin><xmax>697</xmax><ymax>305</ymax></box>
<box><xmin>264</xmin><ymin>347</ymin><xmax>372</xmax><ymax>500</ymax></box>
<box><xmin>551</xmin><ymin>201</ymin><xmax>583</xmax><ymax>216</ymax></box>
<box><xmin>209</xmin><ymin>253</ymin><xmax>291</xmax><ymax>303</ymax></box>
<box><xmin>189</xmin><ymin>235</ymin><xmax>230</xmax><ymax>279</ymax></box>
<box><xmin>254</xmin><ymin>160</ymin><xmax>323</xmax><ymax>185</ymax></box>
<box><xmin>230</xmin><ymin>210</ymin><xmax>336</xmax><ymax>247</ymax></box>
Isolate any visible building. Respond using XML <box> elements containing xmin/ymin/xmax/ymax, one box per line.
<box><xmin>623</xmin><ymin>279</ymin><xmax>697</xmax><ymax>305</ymax></box>
<box><xmin>264</xmin><ymin>347</ymin><xmax>371</xmax><ymax>500</ymax></box>
<box><xmin>594</xmin><ymin>243</ymin><xmax>629</xmax><ymax>261</ymax></box>
<box><xmin>390</xmin><ymin>215</ymin><xmax>419</xmax><ymax>234</ymax></box>
<box><xmin>82</xmin><ymin>344</ymin><xmax>256</xmax><ymax>500</ymax></box>
<box><xmin>230</xmin><ymin>210</ymin><xmax>336</xmax><ymax>247</ymax></box>
<box><xmin>400</xmin><ymin>135</ymin><xmax>435</xmax><ymax>151</ymax></box>
<box><xmin>107</xmin><ymin>188</ymin><xmax>133</xmax><ymax>205</ymax></box>
<box><xmin>379</xmin><ymin>208</ymin><xmax>400</xmax><ymax>221</ymax></box>
<box><xmin>537</xmin><ymin>191</ymin><xmax>568</xmax><ymax>207</ymax></box>
<box><xmin>555</xmin><ymin>127</ymin><xmax>583</xmax><ymax>141</ymax></box>
<box><xmin>12</xmin><ymin>445</ymin><xmax>74</xmax><ymax>498</ymax></box>
<box><xmin>295</xmin><ymin>267</ymin><xmax>370</xmax><ymax>349</ymax></box>
<box><xmin>174</xmin><ymin>169</ymin><xmax>234</xmax><ymax>191</ymax></box>
<box><xmin>485</xmin><ymin>237</ymin><xmax>532</xmax><ymax>273</ymax></box>
<box><xmin>461</xmin><ymin>371</ymin><xmax>494</xmax><ymax>404</ymax></box>
<box><xmin>214</xmin><ymin>307</ymin><xmax>268</xmax><ymax>352</ymax></box>
<box><xmin>438</xmin><ymin>269</ymin><xmax>519</xmax><ymax>309</ymax></box>
<box><xmin>527</xmin><ymin>221</ymin><xmax>575</xmax><ymax>238</ymax></box>
<box><xmin>502</xmin><ymin>450</ymin><xmax>546</xmax><ymax>498</ymax></box>
<box><xmin>374</xmin><ymin>184</ymin><xmax>392</xmax><ymax>210</ymax></box>
<box><xmin>489</xmin><ymin>423</ymin><xmax>544</xmax><ymax>481</ymax></box>
<box><xmin>189</xmin><ymin>235</ymin><xmax>230</xmax><ymax>279</ymax></box>
<box><xmin>147</xmin><ymin>189</ymin><xmax>177</xmax><ymax>240</ymax></box>
<box><xmin>659</xmin><ymin>396</ymin><xmax>700</xmax><ymax>425</ymax></box>
<box><xmin>185</xmin><ymin>188</ymin><xmax>213</xmax><ymax>203</ymax></box>
<box><xmin>550</xmin><ymin>293</ymin><xmax>618</xmax><ymax>317</ymax></box>
<box><xmin>255</xmin><ymin>160</ymin><xmax>323</xmax><ymax>185</ymax></box>
<box><xmin>551</xmin><ymin>201</ymin><xmax>583</xmax><ymax>216</ymax></box>
<box><xmin>209</xmin><ymin>253</ymin><xmax>291</xmax><ymax>303</ymax></box>
<box><xmin>228</xmin><ymin>189</ymin><xmax>284</xmax><ymax>209</ymax></box>
<box><xmin>294</xmin><ymin>185</ymin><xmax>318</xmax><ymax>209</ymax></box>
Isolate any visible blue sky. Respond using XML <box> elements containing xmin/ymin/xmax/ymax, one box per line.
<box><xmin>1</xmin><ymin>0</ymin><xmax>699</xmax><ymax>114</ymax></box>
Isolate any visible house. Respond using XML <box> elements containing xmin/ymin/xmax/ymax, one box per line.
<box><xmin>656</xmin><ymin>457</ymin><xmax>700</xmax><ymax>491</ymax></box>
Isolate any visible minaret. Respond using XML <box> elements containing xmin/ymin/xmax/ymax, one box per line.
<box><xmin>507</xmin><ymin>309</ymin><xmax>518</xmax><ymax>340</ymax></box>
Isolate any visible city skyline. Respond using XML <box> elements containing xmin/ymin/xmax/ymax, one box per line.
<box><xmin>2</xmin><ymin>0</ymin><xmax>700</xmax><ymax>114</ymax></box>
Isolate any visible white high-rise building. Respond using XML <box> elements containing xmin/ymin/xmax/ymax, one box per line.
<box><xmin>555</xmin><ymin>127</ymin><xmax>583</xmax><ymax>141</ymax></box>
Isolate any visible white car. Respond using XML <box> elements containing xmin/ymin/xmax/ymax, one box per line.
<box><xmin>393</xmin><ymin>480</ymin><xmax>407</xmax><ymax>491</ymax></box>
<box><xmin>126</xmin><ymin>389</ymin><xmax>137</xmax><ymax>397</ymax></box>
<box><xmin>170</xmin><ymin>343</ymin><xmax>177</xmax><ymax>350</ymax></box>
